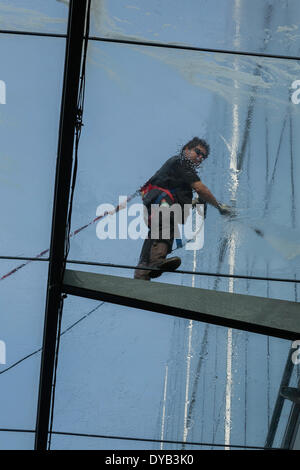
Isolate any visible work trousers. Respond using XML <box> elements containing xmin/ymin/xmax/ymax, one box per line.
<box><xmin>134</xmin><ymin>199</ymin><xmax>176</xmax><ymax>280</ymax></box>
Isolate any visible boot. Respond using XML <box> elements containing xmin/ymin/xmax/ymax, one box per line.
<box><xmin>134</xmin><ymin>240</ymin><xmax>181</xmax><ymax>281</ymax></box>
<box><xmin>148</xmin><ymin>241</ymin><xmax>181</xmax><ymax>279</ymax></box>
<box><xmin>149</xmin><ymin>256</ymin><xmax>182</xmax><ymax>278</ymax></box>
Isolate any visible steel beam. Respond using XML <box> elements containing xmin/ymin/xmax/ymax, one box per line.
<box><xmin>265</xmin><ymin>348</ymin><xmax>296</xmax><ymax>448</ymax></box>
<box><xmin>63</xmin><ymin>270</ymin><xmax>300</xmax><ymax>341</ymax></box>
<box><xmin>35</xmin><ymin>0</ymin><xmax>88</xmax><ymax>450</ymax></box>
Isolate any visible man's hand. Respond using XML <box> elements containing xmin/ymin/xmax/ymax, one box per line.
<box><xmin>218</xmin><ymin>203</ymin><xmax>236</xmax><ymax>217</ymax></box>
<box><xmin>191</xmin><ymin>182</ymin><xmax>235</xmax><ymax>217</ymax></box>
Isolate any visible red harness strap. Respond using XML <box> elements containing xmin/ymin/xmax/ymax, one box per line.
<box><xmin>140</xmin><ymin>183</ymin><xmax>175</xmax><ymax>203</ymax></box>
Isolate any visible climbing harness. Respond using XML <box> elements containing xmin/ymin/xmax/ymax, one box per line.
<box><xmin>140</xmin><ymin>182</ymin><xmax>184</xmax><ymax>248</ymax></box>
<box><xmin>140</xmin><ymin>182</ymin><xmax>176</xmax><ymax>205</ymax></box>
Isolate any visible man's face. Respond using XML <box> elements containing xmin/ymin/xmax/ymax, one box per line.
<box><xmin>184</xmin><ymin>145</ymin><xmax>208</xmax><ymax>166</ymax></box>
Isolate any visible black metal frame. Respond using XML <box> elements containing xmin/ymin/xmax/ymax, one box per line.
<box><xmin>265</xmin><ymin>348</ymin><xmax>297</xmax><ymax>448</ymax></box>
<box><xmin>34</xmin><ymin>0</ymin><xmax>88</xmax><ymax>451</ymax></box>
<box><xmin>281</xmin><ymin>399</ymin><xmax>300</xmax><ymax>449</ymax></box>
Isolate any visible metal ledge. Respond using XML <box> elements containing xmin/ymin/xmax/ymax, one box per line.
<box><xmin>63</xmin><ymin>269</ymin><xmax>300</xmax><ymax>340</ymax></box>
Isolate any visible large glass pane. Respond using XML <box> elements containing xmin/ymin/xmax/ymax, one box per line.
<box><xmin>0</xmin><ymin>0</ymin><xmax>68</xmax><ymax>35</ymax></box>
<box><xmin>90</xmin><ymin>0</ymin><xmax>300</xmax><ymax>58</ymax></box>
<box><xmin>49</xmin><ymin>433</ymin><xmax>230</xmax><ymax>450</ymax></box>
<box><xmin>0</xmin><ymin>260</ymin><xmax>49</xmax><ymax>446</ymax></box>
<box><xmin>0</xmin><ymin>34</ymin><xmax>65</xmax><ymax>257</ymax></box>
<box><xmin>51</xmin><ymin>293</ymin><xmax>291</xmax><ymax>449</ymax></box>
<box><xmin>50</xmin><ymin>434</ymin><xmax>162</xmax><ymax>450</ymax></box>
<box><xmin>68</xmin><ymin>40</ymin><xmax>300</xmax><ymax>290</ymax></box>
<box><xmin>0</xmin><ymin>431</ymin><xmax>35</xmax><ymax>450</ymax></box>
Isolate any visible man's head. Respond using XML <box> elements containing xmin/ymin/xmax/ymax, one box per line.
<box><xmin>181</xmin><ymin>137</ymin><xmax>210</xmax><ymax>167</ymax></box>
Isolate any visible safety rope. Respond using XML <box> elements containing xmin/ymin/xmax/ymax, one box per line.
<box><xmin>0</xmin><ymin>190</ymin><xmax>140</xmax><ymax>283</ymax></box>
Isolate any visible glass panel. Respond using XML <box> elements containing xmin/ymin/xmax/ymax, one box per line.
<box><xmin>90</xmin><ymin>0</ymin><xmax>300</xmax><ymax>58</ymax></box>
<box><xmin>0</xmin><ymin>34</ymin><xmax>65</xmax><ymax>257</ymax></box>
<box><xmin>49</xmin><ymin>433</ymin><xmax>227</xmax><ymax>450</ymax></box>
<box><xmin>50</xmin><ymin>434</ymin><xmax>161</xmax><ymax>450</ymax></box>
<box><xmin>69</xmin><ymin>40</ymin><xmax>300</xmax><ymax>290</ymax></box>
<box><xmin>0</xmin><ymin>431</ymin><xmax>35</xmax><ymax>450</ymax></box>
<box><xmin>0</xmin><ymin>260</ymin><xmax>48</xmax><ymax>431</ymax></box>
<box><xmin>51</xmin><ymin>295</ymin><xmax>291</xmax><ymax>449</ymax></box>
<box><xmin>0</xmin><ymin>0</ymin><xmax>68</xmax><ymax>35</ymax></box>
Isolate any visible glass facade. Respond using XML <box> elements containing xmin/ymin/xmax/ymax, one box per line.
<box><xmin>1</xmin><ymin>0</ymin><xmax>299</xmax><ymax>450</ymax></box>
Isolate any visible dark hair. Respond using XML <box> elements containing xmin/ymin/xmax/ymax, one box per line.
<box><xmin>182</xmin><ymin>137</ymin><xmax>210</xmax><ymax>156</ymax></box>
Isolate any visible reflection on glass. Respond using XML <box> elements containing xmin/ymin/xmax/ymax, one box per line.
<box><xmin>0</xmin><ymin>0</ymin><xmax>68</xmax><ymax>34</ymax></box>
<box><xmin>90</xmin><ymin>0</ymin><xmax>300</xmax><ymax>57</ymax></box>
<box><xmin>51</xmin><ymin>296</ymin><xmax>291</xmax><ymax>449</ymax></box>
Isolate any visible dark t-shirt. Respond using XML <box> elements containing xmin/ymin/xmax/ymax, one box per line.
<box><xmin>148</xmin><ymin>155</ymin><xmax>200</xmax><ymax>206</ymax></box>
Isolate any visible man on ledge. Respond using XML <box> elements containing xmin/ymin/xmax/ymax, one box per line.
<box><xmin>134</xmin><ymin>137</ymin><xmax>233</xmax><ymax>281</ymax></box>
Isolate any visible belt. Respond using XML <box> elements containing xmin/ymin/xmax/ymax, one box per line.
<box><xmin>140</xmin><ymin>183</ymin><xmax>176</xmax><ymax>203</ymax></box>
<box><xmin>141</xmin><ymin>183</ymin><xmax>182</xmax><ymax>248</ymax></box>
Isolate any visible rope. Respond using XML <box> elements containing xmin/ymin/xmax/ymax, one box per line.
<box><xmin>0</xmin><ymin>193</ymin><xmax>140</xmax><ymax>283</ymax></box>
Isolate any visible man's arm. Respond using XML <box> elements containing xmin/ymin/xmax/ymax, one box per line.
<box><xmin>191</xmin><ymin>180</ymin><xmax>234</xmax><ymax>216</ymax></box>
<box><xmin>191</xmin><ymin>180</ymin><xmax>220</xmax><ymax>209</ymax></box>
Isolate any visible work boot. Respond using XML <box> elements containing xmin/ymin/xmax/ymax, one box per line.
<box><xmin>148</xmin><ymin>241</ymin><xmax>181</xmax><ymax>279</ymax></box>
<box><xmin>134</xmin><ymin>240</ymin><xmax>181</xmax><ymax>281</ymax></box>
<box><xmin>134</xmin><ymin>241</ymin><xmax>167</xmax><ymax>281</ymax></box>
<box><xmin>149</xmin><ymin>256</ymin><xmax>182</xmax><ymax>278</ymax></box>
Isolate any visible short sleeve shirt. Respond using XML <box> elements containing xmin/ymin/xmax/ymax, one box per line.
<box><xmin>148</xmin><ymin>155</ymin><xmax>200</xmax><ymax>206</ymax></box>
